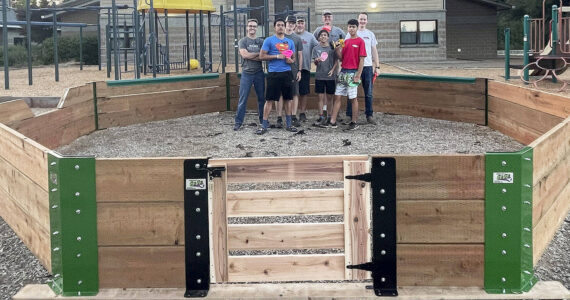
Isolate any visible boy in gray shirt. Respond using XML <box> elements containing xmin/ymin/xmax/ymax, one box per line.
<box><xmin>296</xmin><ymin>17</ymin><xmax>318</xmax><ymax>122</ymax></box>
<box><xmin>312</xmin><ymin>29</ymin><xmax>338</xmax><ymax>126</ymax></box>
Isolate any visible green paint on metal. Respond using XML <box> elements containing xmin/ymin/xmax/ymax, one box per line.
<box><xmin>106</xmin><ymin>73</ymin><xmax>220</xmax><ymax>86</ymax></box>
<box><xmin>226</xmin><ymin>73</ymin><xmax>231</xmax><ymax>111</ymax></box>
<box><xmin>48</xmin><ymin>153</ymin><xmax>99</xmax><ymax>296</ymax></box>
<box><xmin>92</xmin><ymin>82</ymin><xmax>99</xmax><ymax>130</ymax></box>
<box><xmin>484</xmin><ymin>147</ymin><xmax>537</xmax><ymax>294</ymax></box>
<box><xmin>378</xmin><ymin>73</ymin><xmax>476</xmax><ymax>84</ymax></box>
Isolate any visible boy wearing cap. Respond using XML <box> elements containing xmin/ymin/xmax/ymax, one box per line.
<box><xmin>276</xmin><ymin>15</ymin><xmax>303</xmax><ymax>128</ymax></box>
<box><xmin>257</xmin><ymin>18</ymin><xmax>297</xmax><ymax>135</ymax></box>
<box><xmin>295</xmin><ymin>16</ymin><xmax>318</xmax><ymax>123</ymax></box>
<box><xmin>330</xmin><ymin>19</ymin><xmax>366</xmax><ymax>130</ymax></box>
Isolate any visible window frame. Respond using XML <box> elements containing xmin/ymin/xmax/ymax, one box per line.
<box><xmin>399</xmin><ymin>20</ymin><xmax>438</xmax><ymax>46</ymax></box>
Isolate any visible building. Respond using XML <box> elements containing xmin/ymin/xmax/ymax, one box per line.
<box><xmin>41</xmin><ymin>0</ymin><xmax>100</xmax><ymax>38</ymax></box>
<box><xmin>0</xmin><ymin>3</ymin><xmax>25</xmax><ymax>46</ymax></box>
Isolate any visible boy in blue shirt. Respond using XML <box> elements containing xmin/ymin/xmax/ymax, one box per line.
<box><xmin>257</xmin><ymin>18</ymin><xmax>297</xmax><ymax>135</ymax></box>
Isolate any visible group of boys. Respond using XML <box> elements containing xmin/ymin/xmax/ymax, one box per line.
<box><xmin>233</xmin><ymin>10</ymin><xmax>379</xmax><ymax>134</ymax></box>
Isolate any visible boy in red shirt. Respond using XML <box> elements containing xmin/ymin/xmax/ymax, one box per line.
<box><xmin>330</xmin><ymin>19</ymin><xmax>366</xmax><ymax>130</ymax></box>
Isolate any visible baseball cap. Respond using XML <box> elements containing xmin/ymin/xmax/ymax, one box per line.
<box><xmin>285</xmin><ymin>15</ymin><xmax>296</xmax><ymax>23</ymax></box>
<box><xmin>296</xmin><ymin>16</ymin><xmax>305</xmax><ymax>22</ymax></box>
<box><xmin>322</xmin><ymin>9</ymin><xmax>332</xmax><ymax>15</ymax></box>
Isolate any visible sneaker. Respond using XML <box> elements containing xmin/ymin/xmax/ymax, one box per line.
<box><xmin>347</xmin><ymin>122</ymin><xmax>359</xmax><ymax>131</ymax></box>
<box><xmin>327</xmin><ymin>122</ymin><xmax>338</xmax><ymax>129</ymax></box>
<box><xmin>313</xmin><ymin>116</ymin><xmax>325</xmax><ymax>127</ymax></box>
<box><xmin>276</xmin><ymin>117</ymin><xmax>283</xmax><ymax>128</ymax></box>
<box><xmin>341</xmin><ymin>119</ymin><xmax>351</xmax><ymax>125</ymax></box>
<box><xmin>286</xmin><ymin>126</ymin><xmax>298</xmax><ymax>132</ymax></box>
<box><xmin>256</xmin><ymin>127</ymin><xmax>267</xmax><ymax>135</ymax></box>
<box><xmin>366</xmin><ymin>116</ymin><xmax>377</xmax><ymax>125</ymax></box>
<box><xmin>326</xmin><ymin>117</ymin><xmax>331</xmax><ymax>126</ymax></box>
<box><xmin>292</xmin><ymin>117</ymin><xmax>301</xmax><ymax>127</ymax></box>
<box><xmin>233</xmin><ymin>124</ymin><xmax>241</xmax><ymax>131</ymax></box>
<box><xmin>299</xmin><ymin>113</ymin><xmax>307</xmax><ymax>122</ymax></box>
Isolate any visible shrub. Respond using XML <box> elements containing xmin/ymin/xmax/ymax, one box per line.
<box><xmin>36</xmin><ymin>35</ymin><xmax>99</xmax><ymax>65</ymax></box>
<box><xmin>0</xmin><ymin>45</ymin><xmax>30</xmax><ymax>67</ymax></box>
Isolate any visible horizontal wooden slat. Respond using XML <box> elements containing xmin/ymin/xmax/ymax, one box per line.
<box><xmin>0</xmin><ymin>99</ymin><xmax>34</xmax><ymax>124</ymax></box>
<box><xmin>0</xmin><ymin>124</ymin><xmax>49</xmax><ymax>190</ymax></box>
<box><xmin>530</xmin><ymin>117</ymin><xmax>570</xmax><ymax>185</ymax></box>
<box><xmin>397</xmin><ymin>200</ymin><xmax>484</xmax><ymax>243</ymax></box>
<box><xmin>97</xmin><ymin>202</ymin><xmax>184</xmax><ymax>246</ymax></box>
<box><xmin>96</xmin><ymin>158</ymin><xmax>187</xmax><ymax>202</ymax></box>
<box><xmin>97</xmin><ymin>76</ymin><xmax>226</xmax><ymax>98</ymax></box>
<box><xmin>394</xmin><ymin>155</ymin><xmax>485</xmax><ymax>200</ymax></box>
<box><xmin>0</xmin><ymin>186</ymin><xmax>51</xmax><ymax>272</ymax></box>
<box><xmin>375</xmin><ymin>101</ymin><xmax>485</xmax><ymax>125</ymax></box>
<box><xmin>227</xmin><ymin>189</ymin><xmax>344</xmax><ymax>216</ymax></box>
<box><xmin>532</xmin><ymin>154</ymin><xmax>570</xmax><ymax>226</ymax></box>
<box><xmin>228</xmin><ymin>254</ymin><xmax>346</xmax><ymax>282</ymax></box>
<box><xmin>0</xmin><ymin>156</ymin><xmax>49</xmax><ymax>231</ymax></box>
<box><xmin>227</xmin><ymin>223</ymin><xmax>344</xmax><ymax>250</ymax></box>
<box><xmin>9</xmin><ymin>100</ymin><xmax>96</xmax><ymax>149</ymax></box>
<box><xmin>214</xmin><ymin>155</ymin><xmax>368</xmax><ymax>183</ymax></box>
<box><xmin>97</xmin><ymin>87</ymin><xmax>226</xmax><ymax>129</ymax></box>
<box><xmin>58</xmin><ymin>83</ymin><xmax>93</xmax><ymax>108</ymax></box>
<box><xmin>488</xmin><ymin>81</ymin><xmax>570</xmax><ymax>118</ymax></box>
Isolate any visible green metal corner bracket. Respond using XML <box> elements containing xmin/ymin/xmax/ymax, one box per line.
<box><xmin>485</xmin><ymin>146</ymin><xmax>537</xmax><ymax>294</ymax></box>
<box><xmin>48</xmin><ymin>152</ymin><xmax>98</xmax><ymax>296</ymax></box>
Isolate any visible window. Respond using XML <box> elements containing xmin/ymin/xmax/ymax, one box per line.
<box><xmin>400</xmin><ymin>20</ymin><xmax>437</xmax><ymax>45</ymax></box>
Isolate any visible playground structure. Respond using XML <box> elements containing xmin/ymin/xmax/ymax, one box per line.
<box><xmin>0</xmin><ymin>73</ymin><xmax>568</xmax><ymax>298</ymax></box>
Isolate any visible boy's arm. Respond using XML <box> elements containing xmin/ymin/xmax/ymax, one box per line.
<box><xmin>354</xmin><ymin>57</ymin><xmax>364</xmax><ymax>82</ymax></box>
<box><xmin>260</xmin><ymin>50</ymin><xmax>284</xmax><ymax>61</ymax></box>
<box><xmin>239</xmin><ymin>49</ymin><xmax>259</xmax><ymax>60</ymax></box>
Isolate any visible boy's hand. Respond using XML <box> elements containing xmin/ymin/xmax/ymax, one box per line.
<box><xmin>327</xmin><ymin>70</ymin><xmax>334</xmax><ymax>77</ymax></box>
<box><xmin>353</xmin><ymin>73</ymin><xmax>361</xmax><ymax>83</ymax></box>
<box><xmin>286</xmin><ymin>57</ymin><xmax>294</xmax><ymax>64</ymax></box>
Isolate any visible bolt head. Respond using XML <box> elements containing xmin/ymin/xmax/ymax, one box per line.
<box><xmin>196</xmin><ymin>235</ymin><xmax>201</xmax><ymax>240</ymax></box>
<box><xmin>75</xmin><ymin>165</ymin><xmax>80</xmax><ymax>170</ymax></box>
<box><xmin>501</xmin><ymin>233</ymin><xmax>507</xmax><ymax>238</ymax></box>
<box><xmin>381</xmin><ymin>277</ymin><xmax>386</xmax><ymax>282</ymax></box>
<box><xmin>380</xmin><ymin>161</ymin><xmax>386</xmax><ymax>166</ymax></box>
<box><xmin>196</xmin><ymin>252</ymin><xmax>201</xmax><ymax>257</ymax></box>
<box><xmin>381</xmin><ymin>250</ymin><xmax>386</xmax><ymax>255</ymax></box>
<box><xmin>194</xmin><ymin>191</ymin><xmax>200</xmax><ymax>196</ymax></box>
<box><xmin>195</xmin><ymin>208</ymin><xmax>201</xmax><ymax>212</ymax></box>
<box><xmin>75</xmin><ymin>192</ymin><xmax>80</xmax><ymax>197</ymax></box>
<box><xmin>501</xmin><ymin>250</ymin><xmax>507</xmax><ymax>255</ymax></box>
<box><xmin>76</xmin><ymin>253</ymin><xmax>81</xmax><ymax>258</ymax></box>
<box><xmin>501</xmin><ymin>277</ymin><xmax>506</xmax><ymax>282</ymax></box>
<box><xmin>501</xmin><ymin>206</ymin><xmax>507</xmax><ymax>211</ymax></box>
<box><xmin>380</xmin><ymin>189</ymin><xmax>385</xmax><ymax>194</ymax></box>
<box><xmin>195</xmin><ymin>163</ymin><xmax>201</xmax><ymax>169</ymax></box>
<box><xmin>380</xmin><ymin>206</ymin><xmax>385</xmax><ymax>211</ymax></box>
<box><xmin>501</xmin><ymin>188</ymin><xmax>507</xmax><ymax>193</ymax></box>
<box><xmin>501</xmin><ymin>161</ymin><xmax>507</xmax><ymax>166</ymax></box>
<box><xmin>77</xmin><ymin>236</ymin><xmax>82</xmax><ymax>241</ymax></box>
<box><xmin>197</xmin><ymin>279</ymin><xmax>202</xmax><ymax>284</ymax></box>
<box><xmin>77</xmin><ymin>280</ymin><xmax>82</xmax><ymax>285</ymax></box>
<box><xmin>380</xmin><ymin>233</ymin><xmax>386</xmax><ymax>238</ymax></box>
<box><xmin>75</xmin><ymin>209</ymin><xmax>81</xmax><ymax>214</ymax></box>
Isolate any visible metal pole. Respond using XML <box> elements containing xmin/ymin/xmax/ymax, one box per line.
<box><xmin>199</xmin><ymin>11</ymin><xmax>204</xmax><ymax>73</ymax></box>
<box><xmin>504</xmin><ymin>28</ymin><xmax>510</xmax><ymax>80</ymax></box>
<box><xmin>233</xmin><ymin>0</ymin><xmax>238</xmax><ymax>73</ymax></box>
<box><xmin>112</xmin><ymin>0</ymin><xmax>119</xmax><ymax>80</ymax></box>
<box><xmin>193</xmin><ymin>13</ymin><xmax>197</xmax><ymax>59</ymax></box>
<box><xmin>307</xmin><ymin>7</ymin><xmax>310</xmax><ymax>32</ymax></box>
<box><xmin>220</xmin><ymin>5</ymin><xmax>226</xmax><ymax>73</ymax></box>
<box><xmin>97</xmin><ymin>11</ymin><xmax>101</xmax><ymax>70</ymax></box>
<box><xmin>123</xmin><ymin>19</ymin><xmax>127</xmax><ymax>72</ymax></box>
<box><xmin>80</xmin><ymin>26</ymin><xmax>83</xmax><ymax>70</ymax></box>
<box><xmin>243</xmin><ymin>15</ymin><xmax>246</xmax><ymax>37</ymax></box>
<box><xmin>207</xmin><ymin>11</ymin><xmax>212</xmax><ymax>72</ymax></box>
<box><xmin>523</xmin><ymin>15</ymin><xmax>530</xmax><ymax>83</ymax></box>
<box><xmin>53</xmin><ymin>3</ymin><xmax>59</xmax><ymax>82</ymax></box>
<box><xmin>26</xmin><ymin>0</ymin><xmax>32</xmax><ymax>85</ymax></box>
<box><xmin>149</xmin><ymin>0</ymin><xmax>156</xmax><ymax>78</ymax></box>
<box><xmin>552</xmin><ymin>5</ymin><xmax>558</xmax><ymax>56</ymax></box>
<box><xmin>133</xmin><ymin>1</ymin><xmax>140</xmax><ymax>79</ymax></box>
<box><xmin>185</xmin><ymin>11</ymin><xmax>190</xmax><ymax>70</ymax></box>
<box><xmin>2</xmin><ymin>0</ymin><xmax>8</xmax><ymax>89</ymax></box>
<box><xmin>142</xmin><ymin>10</ymin><xmax>147</xmax><ymax>75</ymax></box>
<box><xmin>264</xmin><ymin>0</ymin><xmax>269</xmax><ymax>37</ymax></box>
<box><xmin>165</xmin><ymin>9</ymin><xmax>170</xmax><ymax>74</ymax></box>
<box><xmin>106</xmin><ymin>23</ymin><xmax>111</xmax><ymax>77</ymax></box>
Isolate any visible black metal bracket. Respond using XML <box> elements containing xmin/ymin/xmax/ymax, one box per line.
<box><xmin>183</xmin><ymin>159</ymin><xmax>211</xmax><ymax>298</ymax></box>
<box><xmin>345</xmin><ymin>157</ymin><xmax>398</xmax><ymax>297</ymax></box>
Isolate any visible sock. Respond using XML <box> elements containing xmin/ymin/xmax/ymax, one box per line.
<box><xmin>285</xmin><ymin>115</ymin><xmax>292</xmax><ymax>128</ymax></box>
<box><xmin>262</xmin><ymin>120</ymin><xmax>269</xmax><ymax>129</ymax></box>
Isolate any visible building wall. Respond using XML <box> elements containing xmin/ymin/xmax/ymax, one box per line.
<box><xmin>446</xmin><ymin>0</ymin><xmax>498</xmax><ymax>59</ymax></box>
<box><xmin>315</xmin><ymin>0</ymin><xmax>443</xmax><ymax>14</ymax></box>
<box><xmin>59</xmin><ymin>10</ymin><xmax>100</xmax><ymax>37</ymax></box>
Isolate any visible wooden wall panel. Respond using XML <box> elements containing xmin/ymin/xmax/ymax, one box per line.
<box><xmin>0</xmin><ymin>99</ymin><xmax>34</xmax><ymax>124</ymax></box>
<box><xmin>58</xmin><ymin>83</ymin><xmax>93</xmax><ymax>108</ymax></box>
<box><xmin>96</xmin><ymin>76</ymin><xmax>226</xmax><ymax>98</ymax></box>
<box><xmin>531</xmin><ymin>118</ymin><xmax>570</xmax><ymax>185</ymax></box>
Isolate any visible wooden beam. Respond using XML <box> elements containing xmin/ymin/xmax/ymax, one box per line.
<box><xmin>227</xmin><ymin>189</ymin><xmax>344</xmax><ymax>217</ymax></box>
<box><xmin>0</xmin><ymin>99</ymin><xmax>34</xmax><ymax>124</ymax></box>
<box><xmin>532</xmin><ymin>154</ymin><xmax>569</xmax><ymax>226</ymax></box>
<box><xmin>530</xmin><ymin>117</ymin><xmax>570</xmax><ymax>185</ymax></box>
<box><xmin>343</xmin><ymin>161</ymin><xmax>371</xmax><ymax>280</ymax></box>
<box><xmin>96</xmin><ymin>158</ymin><xmax>186</xmax><ymax>203</ymax></box>
<box><xmin>227</xmin><ymin>223</ymin><xmax>344</xmax><ymax>251</ymax></box>
<box><xmin>0</xmin><ymin>124</ymin><xmax>49</xmax><ymax>190</ymax></box>
<box><xmin>97</xmin><ymin>76</ymin><xmax>226</xmax><ymax>98</ymax></box>
<box><xmin>488</xmin><ymin>81</ymin><xmax>570</xmax><ymax>119</ymax></box>
<box><xmin>212</xmin><ymin>155</ymin><xmax>368</xmax><ymax>183</ymax></box>
<box><xmin>210</xmin><ymin>165</ymin><xmax>228</xmax><ymax>283</ymax></box>
<box><xmin>58</xmin><ymin>83</ymin><xmax>94</xmax><ymax>108</ymax></box>
<box><xmin>227</xmin><ymin>254</ymin><xmax>346</xmax><ymax>282</ymax></box>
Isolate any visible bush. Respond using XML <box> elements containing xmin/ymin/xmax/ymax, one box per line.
<box><xmin>36</xmin><ymin>35</ymin><xmax>99</xmax><ymax>65</ymax></box>
<box><xmin>0</xmin><ymin>45</ymin><xmax>30</xmax><ymax>67</ymax></box>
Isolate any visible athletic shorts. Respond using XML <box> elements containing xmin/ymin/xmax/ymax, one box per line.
<box><xmin>299</xmin><ymin>70</ymin><xmax>311</xmax><ymax>95</ymax></box>
<box><xmin>266</xmin><ymin>71</ymin><xmax>293</xmax><ymax>101</ymax></box>
<box><xmin>335</xmin><ymin>69</ymin><xmax>358</xmax><ymax>99</ymax></box>
<box><xmin>315</xmin><ymin>79</ymin><xmax>335</xmax><ymax>95</ymax></box>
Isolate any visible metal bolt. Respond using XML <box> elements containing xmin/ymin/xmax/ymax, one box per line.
<box><xmin>53</xmin><ymin>231</ymin><xmax>59</xmax><ymax>235</ymax></box>
<box><xmin>75</xmin><ymin>192</ymin><xmax>80</xmax><ymax>197</ymax></box>
<box><xmin>501</xmin><ymin>250</ymin><xmax>507</xmax><ymax>255</ymax></box>
<box><xmin>380</xmin><ymin>233</ymin><xmax>386</xmax><ymax>238</ymax></box>
<box><xmin>523</xmin><ymin>270</ymin><xmax>531</xmax><ymax>275</ymax></box>
<box><xmin>523</xmin><ymin>201</ymin><xmax>531</xmax><ymax>205</ymax></box>
<box><xmin>524</xmin><ymin>184</ymin><xmax>531</xmax><ymax>188</ymax></box>
<box><xmin>195</xmin><ymin>191</ymin><xmax>200</xmax><ymax>196</ymax></box>
<box><xmin>75</xmin><ymin>209</ymin><xmax>81</xmax><ymax>215</ymax></box>
<box><xmin>380</xmin><ymin>161</ymin><xmax>386</xmax><ymax>167</ymax></box>
<box><xmin>501</xmin><ymin>161</ymin><xmax>507</xmax><ymax>166</ymax></box>
<box><xmin>54</xmin><ymin>274</ymin><xmax>61</xmax><ymax>278</ymax></box>
<box><xmin>50</xmin><ymin>162</ymin><xmax>57</xmax><ymax>166</ymax></box>
<box><xmin>381</xmin><ymin>277</ymin><xmax>386</xmax><ymax>282</ymax></box>
<box><xmin>53</xmin><ymin>247</ymin><xmax>60</xmax><ymax>252</ymax></box>
<box><xmin>196</xmin><ymin>252</ymin><xmax>201</xmax><ymax>257</ymax></box>
<box><xmin>77</xmin><ymin>236</ymin><xmax>82</xmax><ymax>241</ymax></box>
<box><xmin>77</xmin><ymin>280</ymin><xmax>82</xmax><ymax>285</ymax></box>
<box><xmin>51</xmin><ymin>205</ymin><xmax>58</xmax><ymax>209</ymax></box>
<box><xmin>196</xmin><ymin>235</ymin><xmax>201</xmax><ymax>240</ymax></box>
<box><xmin>380</xmin><ymin>189</ymin><xmax>385</xmax><ymax>194</ymax></box>
<box><xmin>76</xmin><ymin>253</ymin><xmax>81</xmax><ymax>258</ymax></box>
<box><xmin>197</xmin><ymin>279</ymin><xmax>202</xmax><ymax>284</ymax></box>
<box><xmin>381</xmin><ymin>250</ymin><xmax>386</xmax><ymax>255</ymax></box>
<box><xmin>501</xmin><ymin>277</ymin><xmax>506</xmax><ymax>282</ymax></box>
<box><xmin>524</xmin><ymin>244</ymin><xmax>530</xmax><ymax>248</ymax></box>
<box><xmin>380</xmin><ymin>206</ymin><xmax>385</xmax><ymax>211</ymax></box>
<box><xmin>501</xmin><ymin>233</ymin><xmax>507</xmax><ymax>238</ymax></box>
<box><xmin>75</xmin><ymin>165</ymin><xmax>80</xmax><ymax>170</ymax></box>
<box><xmin>195</xmin><ymin>163</ymin><xmax>201</xmax><ymax>169</ymax></box>
<box><xmin>524</xmin><ymin>157</ymin><xmax>531</xmax><ymax>161</ymax></box>
<box><xmin>51</xmin><ymin>188</ymin><xmax>58</xmax><ymax>192</ymax></box>
<box><xmin>195</xmin><ymin>208</ymin><xmax>201</xmax><ymax>213</ymax></box>
<box><xmin>501</xmin><ymin>188</ymin><xmax>507</xmax><ymax>193</ymax></box>
<box><xmin>501</xmin><ymin>206</ymin><xmax>507</xmax><ymax>211</ymax></box>
<box><xmin>523</xmin><ymin>227</ymin><xmax>531</xmax><ymax>232</ymax></box>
